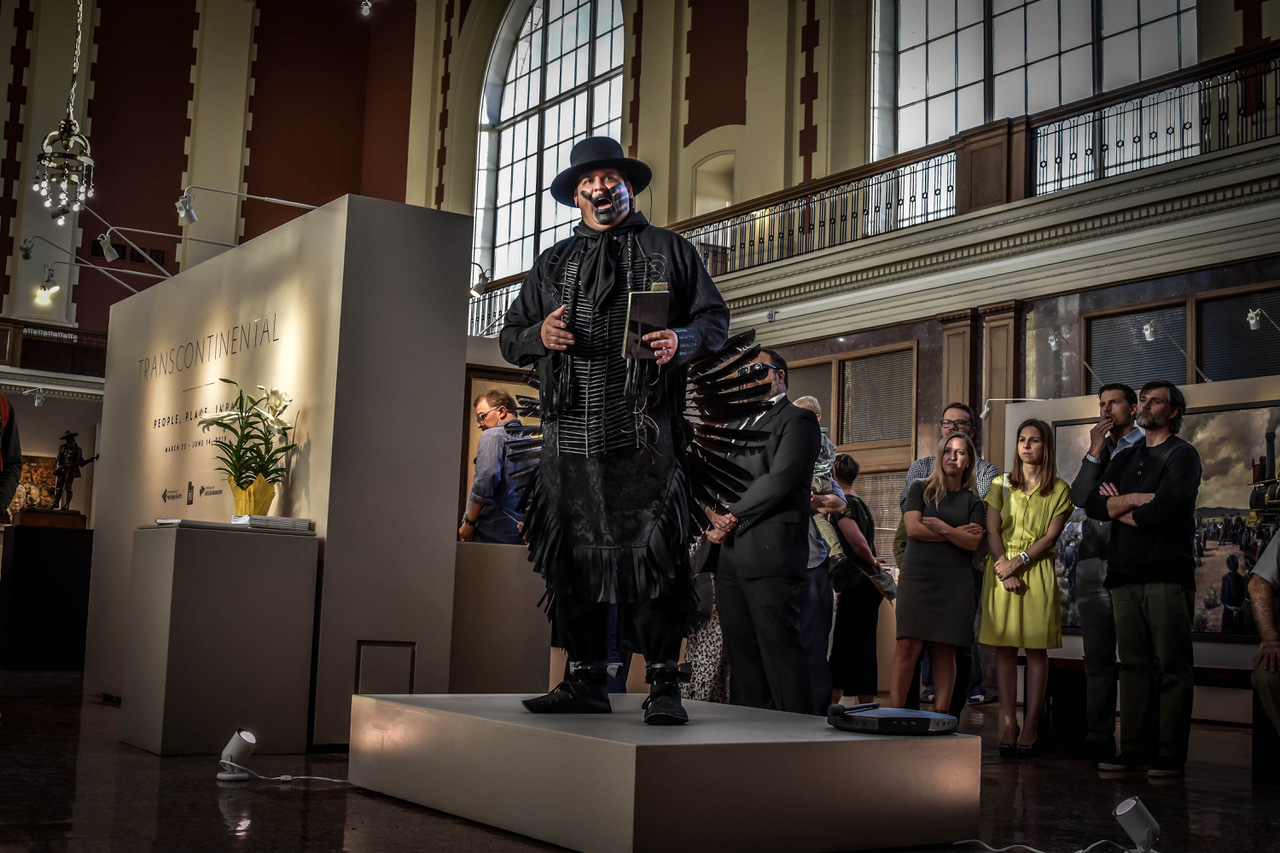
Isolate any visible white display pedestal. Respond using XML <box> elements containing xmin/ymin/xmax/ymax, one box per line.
<box><xmin>449</xmin><ymin>543</ymin><xmax>549</xmax><ymax>694</ymax></box>
<box><xmin>119</xmin><ymin>525</ymin><xmax>319</xmax><ymax>755</ymax></box>
<box><xmin>349</xmin><ymin>693</ymin><xmax>980</xmax><ymax>853</ymax></box>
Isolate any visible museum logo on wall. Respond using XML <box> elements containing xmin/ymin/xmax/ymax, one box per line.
<box><xmin>160</xmin><ymin>488</ymin><xmax>183</xmax><ymax>504</ymax></box>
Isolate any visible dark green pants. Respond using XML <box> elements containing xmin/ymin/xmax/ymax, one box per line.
<box><xmin>1112</xmin><ymin>582</ymin><xmax>1194</xmax><ymax>763</ymax></box>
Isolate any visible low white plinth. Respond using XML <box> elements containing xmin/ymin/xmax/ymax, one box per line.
<box><xmin>119</xmin><ymin>526</ymin><xmax>319</xmax><ymax>755</ymax></box>
<box><xmin>349</xmin><ymin>693</ymin><xmax>980</xmax><ymax>853</ymax></box>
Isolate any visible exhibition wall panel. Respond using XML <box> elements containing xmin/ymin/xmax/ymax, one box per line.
<box><xmin>84</xmin><ymin>195</ymin><xmax>470</xmax><ymax>744</ymax></box>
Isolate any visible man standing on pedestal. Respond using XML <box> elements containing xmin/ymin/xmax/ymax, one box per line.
<box><xmin>1069</xmin><ymin>383</ymin><xmax>1141</xmax><ymax>759</ymax></box>
<box><xmin>499</xmin><ymin>137</ymin><xmax>729</xmax><ymax>725</ymax></box>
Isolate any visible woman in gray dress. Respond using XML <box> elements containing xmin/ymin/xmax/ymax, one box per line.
<box><xmin>890</xmin><ymin>432</ymin><xmax>986</xmax><ymax>712</ymax></box>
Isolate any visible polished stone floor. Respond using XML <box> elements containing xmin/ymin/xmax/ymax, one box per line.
<box><xmin>1</xmin><ymin>671</ymin><xmax>1277</xmax><ymax>852</ymax></box>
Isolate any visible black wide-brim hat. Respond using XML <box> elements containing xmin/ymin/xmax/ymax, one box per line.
<box><xmin>60</xmin><ymin>431</ymin><xmax>78</xmax><ymax>440</ymax></box>
<box><xmin>549</xmin><ymin>136</ymin><xmax>652</xmax><ymax>206</ymax></box>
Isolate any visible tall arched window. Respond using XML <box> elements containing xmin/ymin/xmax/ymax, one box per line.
<box><xmin>473</xmin><ymin>0</ymin><xmax>624</xmax><ymax>280</ymax></box>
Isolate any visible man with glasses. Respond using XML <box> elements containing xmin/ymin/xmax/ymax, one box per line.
<box><xmin>707</xmin><ymin>349</ymin><xmax>823</xmax><ymax>714</ymax></box>
<box><xmin>459</xmin><ymin>390</ymin><xmax>528</xmax><ymax>545</ymax></box>
<box><xmin>896</xmin><ymin>402</ymin><xmax>999</xmax><ymax>716</ymax></box>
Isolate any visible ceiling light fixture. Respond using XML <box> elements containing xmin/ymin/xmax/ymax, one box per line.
<box><xmin>1140</xmin><ymin>318</ymin><xmax>1212</xmax><ymax>383</ymax></box>
<box><xmin>22</xmin><ymin>387</ymin><xmax>47</xmax><ymax>408</ymax></box>
<box><xmin>360</xmin><ymin>0</ymin><xmax>372</xmax><ymax>16</ymax></box>
<box><xmin>33</xmin><ymin>0</ymin><xmax>94</xmax><ymax>215</ymax></box>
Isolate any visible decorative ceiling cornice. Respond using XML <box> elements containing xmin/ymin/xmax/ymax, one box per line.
<box><xmin>0</xmin><ymin>366</ymin><xmax>104</xmax><ymax>401</ymax></box>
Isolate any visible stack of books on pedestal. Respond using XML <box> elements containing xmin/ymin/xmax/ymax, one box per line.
<box><xmin>231</xmin><ymin>515</ymin><xmax>314</xmax><ymax>532</ymax></box>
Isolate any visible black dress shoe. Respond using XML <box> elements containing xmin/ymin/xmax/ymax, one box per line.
<box><xmin>522</xmin><ymin>668</ymin><xmax>612</xmax><ymax>714</ymax></box>
<box><xmin>642</xmin><ymin>684</ymin><xmax>688</xmax><ymax>725</ymax></box>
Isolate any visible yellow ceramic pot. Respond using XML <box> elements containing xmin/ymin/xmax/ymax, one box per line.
<box><xmin>228</xmin><ymin>474</ymin><xmax>276</xmax><ymax>517</ymax></box>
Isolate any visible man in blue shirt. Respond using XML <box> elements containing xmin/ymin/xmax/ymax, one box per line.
<box><xmin>459</xmin><ymin>390</ymin><xmax>528</xmax><ymax>545</ymax></box>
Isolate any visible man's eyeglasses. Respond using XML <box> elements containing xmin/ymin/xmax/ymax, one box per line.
<box><xmin>476</xmin><ymin>406</ymin><xmax>502</xmax><ymax>424</ymax></box>
<box><xmin>939</xmin><ymin>418</ymin><xmax>972</xmax><ymax>429</ymax></box>
<box><xmin>736</xmin><ymin>363</ymin><xmax>781</xmax><ymax>377</ymax></box>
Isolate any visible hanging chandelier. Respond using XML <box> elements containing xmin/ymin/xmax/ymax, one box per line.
<box><xmin>33</xmin><ymin>0</ymin><xmax>93</xmax><ymax>220</ymax></box>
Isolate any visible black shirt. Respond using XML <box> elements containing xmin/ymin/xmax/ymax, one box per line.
<box><xmin>1084</xmin><ymin>435</ymin><xmax>1202</xmax><ymax>588</ymax></box>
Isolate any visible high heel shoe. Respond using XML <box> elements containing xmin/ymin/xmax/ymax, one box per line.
<box><xmin>998</xmin><ymin>724</ymin><xmax>1020</xmax><ymax>758</ymax></box>
<box><xmin>1015</xmin><ymin>741</ymin><xmax>1038</xmax><ymax>758</ymax></box>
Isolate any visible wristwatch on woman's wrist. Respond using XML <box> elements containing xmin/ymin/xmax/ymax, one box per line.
<box><xmin>1019</xmin><ymin>551</ymin><xmax>1031</xmax><ymax>566</ymax></box>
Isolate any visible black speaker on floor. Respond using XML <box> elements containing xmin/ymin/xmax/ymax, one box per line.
<box><xmin>827</xmin><ymin>703</ymin><xmax>958</xmax><ymax>735</ymax></box>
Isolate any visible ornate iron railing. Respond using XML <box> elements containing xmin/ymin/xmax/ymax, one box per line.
<box><xmin>1035</xmin><ymin>58</ymin><xmax>1280</xmax><ymax>193</ymax></box>
<box><xmin>679</xmin><ymin>152</ymin><xmax>956</xmax><ymax>277</ymax></box>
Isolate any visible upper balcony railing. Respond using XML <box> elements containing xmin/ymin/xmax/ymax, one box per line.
<box><xmin>469</xmin><ymin>44</ymin><xmax>1280</xmax><ymax>336</ymax></box>
<box><xmin>1034</xmin><ymin>47</ymin><xmax>1280</xmax><ymax>194</ymax></box>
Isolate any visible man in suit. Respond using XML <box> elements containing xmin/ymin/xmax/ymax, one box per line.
<box><xmin>705</xmin><ymin>348</ymin><xmax>822</xmax><ymax>714</ymax></box>
<box><xmin>1069</xmin><ymin>382</ymin><xmax>1141</xmax><ymax>759</ymax></box>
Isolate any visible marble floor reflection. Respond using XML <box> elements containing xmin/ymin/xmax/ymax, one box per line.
<box><xmin>1</xmin><ymin>671</ymin><xmax>1277</xmax><ymax>852</ymax></box>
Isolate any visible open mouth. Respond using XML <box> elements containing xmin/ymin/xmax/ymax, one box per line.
<box><xmin>592</xmin><ymin>194</ymin><xmax>614</xmax><ymax>211</ymax></box>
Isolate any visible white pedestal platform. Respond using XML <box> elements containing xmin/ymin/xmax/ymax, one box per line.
<box><xmin>349</xmin><ymin>693</ymin><xmax>980</xmax><ymax>853</ymax></box>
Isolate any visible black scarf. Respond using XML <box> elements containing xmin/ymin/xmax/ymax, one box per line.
<box><xmin>572</xmin><ymin>211</ymin><xmax>649</xmax><ymax>310</ymax></box>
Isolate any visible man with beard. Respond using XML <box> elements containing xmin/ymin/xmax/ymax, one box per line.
<box><xmin>499</xmin><ymin>137</ymin><xmax>729</xmax><ymax>725</ymax></box>
<box><xmin>1086</xmin><ymin>380</ymin><xmax>1202</xmax><ymax>778</ymax></box>
<box><xmin>1069</xmin><ymin>383</ymin><xmax>1141</xmax><ymax>759</ymax></box>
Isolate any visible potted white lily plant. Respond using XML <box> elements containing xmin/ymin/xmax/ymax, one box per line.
<box><xmin>199</xmin><ymin>378</ymin><xmax>296</xmax><ymax>517</ymax></box>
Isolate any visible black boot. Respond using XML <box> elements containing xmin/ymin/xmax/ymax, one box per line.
<box><xmin>642</xmin><ymin>661</ymin><xmax>691</xmax><ymax>725</ymax></box>
<box><xmin>521</xmin><ymin>661</ymin><xmax>615</xmax><ymax>714</ymax></box>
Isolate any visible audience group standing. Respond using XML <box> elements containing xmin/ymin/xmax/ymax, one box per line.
<box><xmin>679</xmin><ymin>374</ymin><xmax>1236</xmax><ymax>780</ymax></box>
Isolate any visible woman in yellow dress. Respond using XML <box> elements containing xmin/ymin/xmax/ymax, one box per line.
<box><xmin>980</xmin><ymin>418</ymin><xmax>1073</xmax><ymax>758</ymax></box>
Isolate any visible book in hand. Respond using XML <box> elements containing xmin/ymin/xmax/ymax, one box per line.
<box><xmin>621</xmin><ymin>290</ymin><xmax>669</xmax><ymax>360</ymax></box>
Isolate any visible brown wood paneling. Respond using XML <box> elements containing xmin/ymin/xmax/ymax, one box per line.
<box><xmin>0</xmin><ymin>1</ymin><xmax>34</xmax><ymax>305</ymax></box>
<box><xmin>71</xmin><ymin>0</ymin><xmax>199</xmax><ymax>331</ymax></box>
<box><xmin>939</xmin><ymin>308</ymin><xmax>978</xmax><ymax>411</ymax></box>
<box><xmin>244</xmin><ymin>0</ymin><xmax>371</xmax><ymax>239</ymax></box>
<box><xmin>981</xmin><ymin>301</ymin><xmax>1023</xmax><ymax>470</ymax></box>
<box><xmin>683</xmin><ymin>0</ymin><xmax>748</xmax><ymax>146</ymax></box>
<box><xmin>360</xmin><ymin>0</ymin><xmax>416</xmax><ymax>203</ymax></box>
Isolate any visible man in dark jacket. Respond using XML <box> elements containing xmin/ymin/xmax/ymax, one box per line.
<box><xmin>1068</xmin><ymin>382</ymin><xmax>1140</xmax><ymax>758</ymax></box>
<box><xmin>705</xmin><ymin>349</ymin><xmax>822</xmax><ymax>714</ymax></box>
<box><xmin>1086</xmin><ymin>380</ymin><xmax>1201</xmax><ymax>778</ymax></box>
<box><xmin>499</xmin><ymin>137</ymin><xmax>729</xmax><ymax>724</ymax></box>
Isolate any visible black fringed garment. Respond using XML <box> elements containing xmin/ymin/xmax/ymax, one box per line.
<box><xmin>499</xmin><ymin>212</ymin><xmax>729</xmax><ymax>606</ymax></box>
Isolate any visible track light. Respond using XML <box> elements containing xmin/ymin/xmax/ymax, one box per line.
<box><xmin>97</xmin><ymin>233</ymin><xmax>120</xmax><ymax>262</ymax></box>
<box><xmin>18</xmin><ymin>238</ymin><xmax>32</xmax><ymax>260</ymax></box>
<box><xmin>1248</xmin><ymin>307</ymin><xmax>1280</xmax><ymax>333</ymax></box>
<box><xmin>176</xmin><ymin>193</ymin><xmax>197</xmax><ymax>225</ymax></box>
<box><xmin>22</xmin><ymin>387</ymin><xmax>47</xmax><ymax>408</ymax></box>
<box><xmin>1047</xmin><ymin>332</ymin><xmax>1060</xmax><ymax>351</ymax></box>
<box><xmin>360</xmin><ymin>0</ymin><xmax>372</xmax><ymax>15</ymax></box>
<box><xmin>1044</xmin><ymin>329</ymin><xmax>1105</xmax><ymax>385</ymax></box>
<box><xmin>1139</xmin><ymin>318</ymin><xmax>1211</xmax><ymax>382</ymax></box>
<box><xmin>176</xmin><ymin>186</ymin><xmax>316</xmax><ymax>229</ymax></box>
<box><xmin>50</xmin><ymin>202</ymin><xmax>71</xmax><ymax>225</ymax></box>
<box><xmin>469</xmin><ymin>262</ymin><xmax>491</xmax><ymax>299</ymax></box>
<box><xmin>217</xmin><ymin>729</ymin><xmax>258</xmax><ymax>782</ymax></box>
<box><xmin>1113</xmin><ymin>796</ymin><xmax>1160</xmax><ymax>852</ymax></box>
<box><xmin>38</xmin><ymin>266</ymin><xmax>61</xmax><ymax>301</ymax></box>
<box><xmin>979</xmin><ymin>397</ymin><xmax>1045</xmax><ymax>419</ymax></box>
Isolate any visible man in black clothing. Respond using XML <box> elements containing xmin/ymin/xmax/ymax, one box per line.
<box><xmin>1068</xmin><ymin>382</ymin><xmax>1141</xmax><ymax>759</ymax></box>
<box><xmin>705</xmin><ymin>349</ymin><xmax>822</xmax><ymax>714</ymax></box>
<box><xmin>500</xmin><ymin>137</ymin><xmax>729</xmax><ymax>725</ymax></box>
<box><xmin>1085</xmin><ymin>380</ymin><xmax>1202</xmax><ymax>778</ymax></box>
